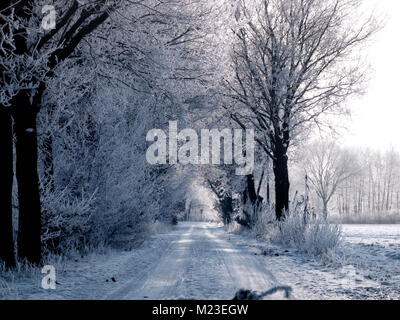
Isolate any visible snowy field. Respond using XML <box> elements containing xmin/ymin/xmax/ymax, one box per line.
<box><xmin>1</xmin><ymin>222</ymin><xmax>399</xmax><ymax>300</ymax></box>
<box><xmin>340</xmin><ymin>224</ymin><xmax>400</xmax><ymax>297</ymax></box>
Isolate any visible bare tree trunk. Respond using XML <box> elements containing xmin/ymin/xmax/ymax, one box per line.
<box><xmin>0</xmin><ymin>107</ymin><xmax>16</xmax><ymax>268</ymax></box>
<box><xmin>43</xmin><ymin>134</ymin><xmax>55</xmax><ymax>192</ymax></box>
<box><xmin>244</xmin><ymin>174</ymin><xmax>260</xmax><ymax>226</ymax></box>
<box><xmin>304</xmin><ymin>175</ymin><xmax>310</xmax><ymax>223</ymax></box>
<box><xmin>0</xmin><ymin>0</ymin><xmax>16</xmax><ymax>269</ymax></box>
<box><xmin>273</xmin><ymin>154</ymin><xmax>289</xmax><ymax>221</ymax></box>
<box><xmin>323</xmin><ymin>199</ymin><xmax>329</xmax><ymax>220</ymax></box>
<box><xmin>14</xmin><ymin>92</ymin><xmax>42</xmax><ymax>264</ymax></box>
<box><xmin>221</xmin><ymin>194</ymin><xmax>233</xmax><ymax>225</ymax></box>
<box><xmin>368</xmin><ymin>168</ymin><xmax>371</xmax><ymax>211</ymax></box>
<box><xmin>246</xmin><ymin>174</ymin><xmax>258</xmax><ymax>204</ymax></box>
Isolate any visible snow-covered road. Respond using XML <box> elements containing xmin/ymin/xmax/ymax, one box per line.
<box><xmin>105</xmin><ymin>222</ymin><xmax>285</xmax><ymax>300</ymax></box>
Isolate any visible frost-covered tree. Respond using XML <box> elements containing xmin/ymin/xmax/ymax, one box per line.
<box><xmin>224</xmin><ymin>0</ymin><xmax>379</xmax><ymax>220</ymax></box>
<box><xmin>0</xmin><ymin>0</ymin><xmax>224</xmax><ymax>266</ymax></box>
<box><xmin>303</xmin><ymin>141</ymin><xmax>358</xmax><ymax>218</ymax></box>
<box><xmin>0</xmin><ymin>0</ymin><xmax>126</xmax><ymax>266</ymax></box>
<box><xmin>335</xmin><ymin>148</ymin><xmax>400</xmax><ymax>220</ymax></box>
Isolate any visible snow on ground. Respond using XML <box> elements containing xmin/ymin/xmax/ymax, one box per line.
<box><xmin>1</xmin><ymin>222</ymin><xmax>399</xmax><ymax>300</ymax></box>
<box><xmin>341</xmin><ymin>225</ymin><xmax>400</xmax><ymax>297</ymax></box>
<box><xmin>240</xmin><ymin>224</ymin><xmax>400</xmax><ymax>300</ymax></box>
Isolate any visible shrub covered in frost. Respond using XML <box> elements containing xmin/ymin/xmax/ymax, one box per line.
<box><xmin>278</xmin><ymin>211</ymin><xmax>342</xmax><ymax>257</ymax></box>
<box><xmin>252</xmin><ymin>206</ymin><xmax>342</xmax><ymax>258</ymax></box>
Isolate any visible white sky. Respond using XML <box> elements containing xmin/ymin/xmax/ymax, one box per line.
<box><xmin>341</xmin><ymin>0</ymin><xmax>400</xmax><ymax>152</ymax></box>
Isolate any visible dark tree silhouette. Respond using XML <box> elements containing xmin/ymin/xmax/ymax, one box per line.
<box><xmin>0</xmin><ymin>0</ymin><xmax>117</xmax><ymax>265</ymax></box>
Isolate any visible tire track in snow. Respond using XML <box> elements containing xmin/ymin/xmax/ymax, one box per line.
<box><xmin>104</xmin><ymin>224</ymin><xmax>195</xmax><ymax>299</ymax></box>
<box><xmin>203</xmin><ymin>225</ymin><xmax>293</xmax><ymax>299</ymax></box>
